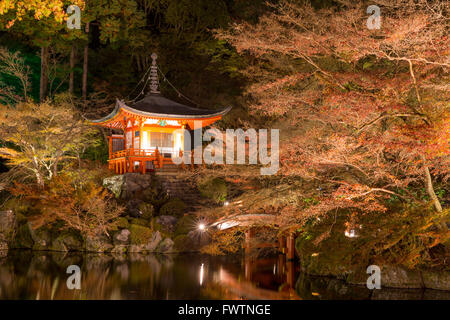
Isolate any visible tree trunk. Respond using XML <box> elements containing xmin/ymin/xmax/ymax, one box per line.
<box><xmin>422</xmin><ymin>155</ymin><xmax>447</xmax><ymax>231</ymax></box>
<box><xmin>69</xmin><ymin>44</ymin><xmax>76</xmax><ymax>95</ymax></box>
<box><xmin>39</xmin><ymin>46</ymin><xmax>49</xmax><ymax>102</ymax></box>
<box><xmin>34</xmin><ymin>170</ymin><xmax>44</xmax><ymax>189</ymax></box>
<box><xmin>82</xmin><ymin>22</ymin><xmax>90</xmax><ymax>103</ymax></box>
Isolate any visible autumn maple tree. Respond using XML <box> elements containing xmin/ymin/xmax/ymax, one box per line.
<box><xmin>0</xmin><ymin>96</ymin><xmax>97</xmax><ymax>187</ymax></box>
<box><xmin>216</xmin><ymin>0</ymin><xmax>448</xmax><ymax>235</ymax></box>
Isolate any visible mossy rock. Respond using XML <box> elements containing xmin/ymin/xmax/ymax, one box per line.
<box><xmin>111</xmin><ymin>245</ymin><xmax>128</xmax><ymax>254</ymax></box>
<box><xmin>142</xmin><ymin>184</ymin><xmax>159</xmax><ymax>202</ymax></box>
<box><xmin>156</xmin><ymin>237</ymin><xmax>174</xmax><ymax>253</ymax></box>
<box><xmin>103</xmin><ymin>175</ymin><xmax>124</xmax><ymax>198</ymax></box>
<box><xmin>142</xmin><ymin>180</ymin><xmax>168</xmax><ymax>206</ymax></box>
<box><xmin>0</xmin><ymin>209</ymin><xmax>16</xmax><ymax>243</ymax></box>
<box><xmin>173</xmin><ymin>234</ymin><xmax>196</xmax><ymax>252</ymax></box>
<box><xmin>129</xmin><ymin>224</ymin><xmax>154</xmax><ymax>245</ymax></box>
<box><xmin>159</xmin><ymin>198</ymin><xmax>186</xmax><ymax>217</ymax></box>
<box><xmin>85</xmin><ymin>234</ymin><xmax>113</xmax><ymax>252</ymax></box>
<box><xmin>139</xmin><ymin>202</ymin><xmax>154</xmax><ymax>220</ymax></box>
<box><xmin>30</xmin><ymin>226</ymin><xmax>53</xmax><ymax>250</ymax></box>
<box><xmin>3</xmin><ymin>198</ymin><xmax>40</xmax><ymax>217</ymax></box>
<box><xmin>198</xmin><ymin>177</ymin><xmax>227</xmax><ymax>203</ymax></box>
<box><xmin>130</xmin><ymin>218</ymin><xmax>149</xmax><ymax>227</ymax></box>
<box><xmin>11</xmin><ymin>221</ymin><xmax>34</xmax><ymax>249</ymax></box>
<box><xmin>174</xmin><ymin>215</ymin><xmax>196</xmax><ymax>237</ymax></box>
<box><xmin>150</xmin><ymin>217</ymin><xmax>169</xmax><ymax>237</ymax></box>
<box><xmin>116</xmin><ymin>217</ymin><xmax>129</xmax><ymax>229</ymax></box>
<box><xmin>50</xmin><ymin>230</ymin><xmax>83</xmax><ymax>252</ymax></box>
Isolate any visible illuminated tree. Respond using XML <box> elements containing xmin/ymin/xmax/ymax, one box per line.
<box><xmin>218</xmin><ymin>0</ymin><xmax>449</xmax><ymax>230</ymax></box>
<box><xmin>0</xmin><ymin>98</ymin><xmax>97</xmax><ymax>187</ymax></box>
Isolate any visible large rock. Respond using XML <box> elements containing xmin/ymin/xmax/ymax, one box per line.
<box><xmin>174</xmin><ymin>215</ymin><xmax>196</xmax><ymax>237</ymax></box>
<box><xmin>156</xmin><ymin>215</ymin><xmax>178</xmax><ymax>233</ymax></box>
<box><xmin>85</xmin><ymin>234</ymin><xmax>113</xmax><ymax>252</ymax></box>
<box><xmin>159</xmin><ymin>198</ymin><xmax>186</xmax><ymax>217</ymax></box>
<box><xmin>0</xmin><ymin>210</ymin><xmax>16</xmax><ymax>250</ymax></box>
<box><xmin>10</xmin><ymin>220</ymin><xmax>34</xmax><ymax>249</ymax></box>
<box><xmin>103</xmin><ymin>175</ymin><xmax>125</xmax><ymax>198</ymax></box>
<box><xmin>126</xmin><ymin>199</ymin><xmax>143</xmax><ymax>218</ymax></box>
<box><xmin>31</xmin><ymin>227</ymin><xmax>53</xmax><ymax>251</ymax></box>
<box><xmin>139</xmin><ymin>202</ymin><xmax>154</xmax><ymax>220</ymax></box>
<box><xmin>103</xmin><ymin>173</ymin><xmax>153</xmax><ymax>199</ymax></box>
<box><xmin>111</xmin><ymin>244</ymin><xmax>128</xmax><ymax>256</ymax></box>
<box><xmin>51</xmin><ymin>231</ymin><xmax>83</xmax><ymax>252</ymax></box>
<box><xmin>128</xmin><ymin>230</ymin><xmax>162</xmax><ymax>252</ymax></box>
<box><xmin>422</xmin><ymin>270</ymin><xmax>450</xmax><ymax>291</ymax></box>
<box><xmin>114</xmin><ymin>229</ymin><xmax>130</xmax><ymax>245</ymax></box>
<box><xmin>380</xmin><ymin>265</ymin><xmax>423</xmax><ymax>289</ymax></box>
<box><xmin>156</xmin><ymin>237</ymin><xmax>174</xmax><ymax>253</ymax></box>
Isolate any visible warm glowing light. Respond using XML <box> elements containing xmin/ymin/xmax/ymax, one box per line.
<box><xmin>344</xmin><ymin>229</ymin><xmax>358</xmax><ymax>238</ymax></box>
<box><xmin>216</xmin><ymin>221</ymin><xmax>239</xmax><ymax>230</ymax></box>
<box><xmin>174</xmin><ymin>132</ymin><xmax>182</xmax><ymax>153</ymax></box>
<box><xmin>223</xmin><ymin>201</ymin><xmax>229</xmax><ymax>206</ymax></box>
<box><xmin>166</xmin><ymin>120</ymin><xmax>180</xmax><ymax>126</ymax></box>
<box><xmin>198</xmin><ymin>223</ymin><xmax>206</xmax><ymax>231</ymax></box>
<box><xmin>199</xmin><ymin>263</ymin><xmax>204</xmax><ymax>286</ymax></box>
<box><xmin>144</xmin><ymin>119</ymin><xmax>159</xmax><ymax>125</ymax></box>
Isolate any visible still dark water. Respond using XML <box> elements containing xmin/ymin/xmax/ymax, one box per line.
<box><xmin>0</xmin><ymin>250</ymin><xmax>448</xmax><ymax>300</ymax></box>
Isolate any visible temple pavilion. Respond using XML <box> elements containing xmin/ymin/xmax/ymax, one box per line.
<box><xmin>90</xmin><ymin>53</ymin><xmax>231</xmax><ymax>174</ymax></box>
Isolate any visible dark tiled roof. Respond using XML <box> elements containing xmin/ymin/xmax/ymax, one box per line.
<box><xmin>132</xmin><ymin>93</ymin><xmax>226</xmax><ymax>116</ymax></box>
<box><xmin>90</xmin><ymin>93</ymin><xmax>231</xmax><ymax>123</ymax></box>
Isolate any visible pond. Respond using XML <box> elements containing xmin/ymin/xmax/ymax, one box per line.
<box><xmin>0</xmin><ymin>250</ymin><xmax>448</xmax><ymax>300</ymax></box>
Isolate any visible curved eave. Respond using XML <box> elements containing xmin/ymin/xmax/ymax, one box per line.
<box><xmin>89</xmin><ymin>100</ymin><xmax>122</xmax><ymax>124</ymax></box>
<box><xmin>89</xmin><ymin>99</ymin><xmax>232</xmax><ymax>125</ymax></box>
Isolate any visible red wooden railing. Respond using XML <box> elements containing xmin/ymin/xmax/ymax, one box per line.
<box><xmin>111</xmin><ymin>148</ymin><xmax>159</xmax><ymax>159</ymax></box>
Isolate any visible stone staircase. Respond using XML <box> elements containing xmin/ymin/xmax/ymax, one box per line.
<box><xmin>154</xmin><ymin>164</ymin><xmax>205</xmax><ymax>212</ymax></box>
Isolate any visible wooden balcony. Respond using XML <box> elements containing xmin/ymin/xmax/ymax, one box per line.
<box><xmin>108</xmin><ymin>148</ymin><xmax>168</xmax><ymax>174</ymax></box>
<box><xmin>107</xmin><ymin>148</ymin><xmax>205</xmax><ymax>175</ymax></box>
<box><xmin>110</xmin><ymin>148</ymin><xmax>159</xmax><ymax>159</ymax></box>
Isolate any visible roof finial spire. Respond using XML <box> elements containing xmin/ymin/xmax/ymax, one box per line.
<box><xmin>149</xmin><ymin>53</ymin><xmax>160</xmax><ymax>94</ymax></box>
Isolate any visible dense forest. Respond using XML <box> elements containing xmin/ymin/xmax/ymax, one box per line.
<box><xmin>0</xmin><ymin>0</ymin><xmax>448</xmax><ymax>283</ymax></box>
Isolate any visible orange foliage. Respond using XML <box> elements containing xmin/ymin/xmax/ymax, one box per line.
<box><xmin>10</xmin><ymin>174</ymin><xmax>124</xmax><ymax>237</ymax></box>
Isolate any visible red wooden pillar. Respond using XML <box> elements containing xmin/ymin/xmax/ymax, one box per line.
<box><xmin>108</xmin><ymin>137</ymin><xmax>112</xmax><ymax>159</ymax></box>
<box><xmin>129</xmin><ymin>159</ymin><xmax>133</xmax><ymax>173</ymax></box>
<box><xmin>277</xmin><ymin>253</ymin><xmax>285</xmax><ymax>276</ymax></box>
<box><xmin>138</xmin><ymin>119</ymin><xmax>142</xmax><ymax>154</ymax></box>
<box><xmin>278</xmin><ymin>235</ymin><xmax>286</xmax><ymax>254</ymax></box>
<box><xmin>287</xmin><ymin>233</ymin><xmax>295</xmax><ymax>261</ymax></box>
<box><xmin>123</xmin><ymin>120</ymin><xmax>128</xmax><ymax>153</ymax></box>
